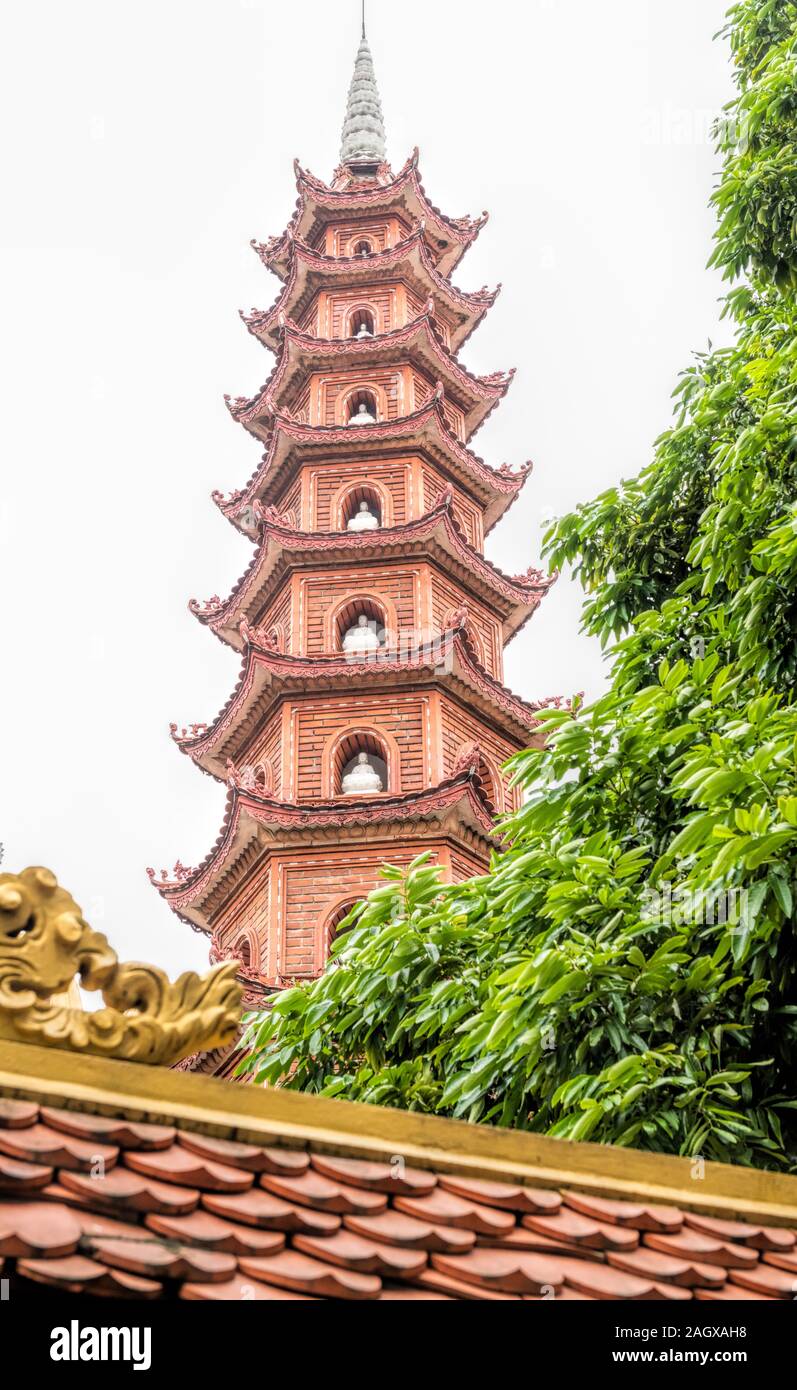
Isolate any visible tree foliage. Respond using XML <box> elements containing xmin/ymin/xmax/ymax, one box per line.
<box><xmin>239</xmin><ymin>1</ymin><xmax>797</xmax><ymax>1169</ymax></box>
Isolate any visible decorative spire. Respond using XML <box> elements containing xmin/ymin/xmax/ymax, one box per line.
<box><xmin>340</xmin><ymin>26</ymin><xmax>386</xmax><ymax>166</ymax></box>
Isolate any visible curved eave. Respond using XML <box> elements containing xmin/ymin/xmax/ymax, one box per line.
<box><xmin>215</xmin><ymin>399</ymin><xmax>530</xmax><ymax>539</ymax></box>
<box><xmin>189</xmin><ymin>501</ymin><xmax>554</xmax><ymax>650</ymax></box>
<box><xmin>260</xmin><ymin>152</ymin><xmax>488</xmax><ymax>282</ymax></box>
<box><xmin>242</xmin><ymin>311</ymin><xmax>514</xmax><ymax>444</ymax></box>
<box><xmin>149</xmin><ymin>772</ymin><xmax>497</xmax><ymax>928</ymax></box>
<box><xmin>171</xmin><ymin>629</ymin><xmax>550</xmax><ymax>780</ymax></box>
<box><xmin>245</xmin><ymin>229</ymin><xmax>499</xmax><ymax>354</ymax></box>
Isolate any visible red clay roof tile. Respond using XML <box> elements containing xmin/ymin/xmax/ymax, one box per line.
<box><xmin>86</xmin><ymin>1235</ymin><xmax>237</xmax><ymax>1283</ymax></box>
<box><xmin>202</xmin><ymin>1188</ymin><xmax>341</xmax><ymax>1235</ymax></box>
<box><xmin>522</xmin><ymin>1208</ymin><xmax>639</xmax><ymax>1251</ymax></box>
<box><xmin>644</xmin><ymin>1229</ymin><xmax>759</xmax><ymax>1268</ymax></box>
<box><xmin>125</xmin><ymin>1146</ymin><xmax>254</xmax><ymax>1192</ymax></box>
<box><xmin>0</xmin><ymin>1153</ymin><xmax>53</xmax><ymax>1190</ymax></box>
<box><xmin>552</xmin><ymin>1256</ymin><xmax>665</xmax><ymax>1302</ymax></box>
<box><xmin>40</xmin><ymin>1108</ymin><xmax>176</xmax><ymax>1150</ymax></box>
<box><xmin>438</xmin><ymin>1176</ymin><xmax>560</xmax><ymax>1214</ymax></box>
<box><xmin>0</xmin><ymin>1199</ymin><xmax>80</xmax><ymax>1257</ymax></box>
<box><xmin>343</xmin><ymin>1209</ymin><xmax>476</xmax><ymax>1252</ymax></box>
<box><xmin>761</xmin><ymin>1248</ymin><xmax>797</xmax><ymax>1274</ymax></box>
<box><xmin>682</xmin><ymin>1212</ymin><xmax>796</xmax><ymax>1250</ymax></box>
<box><xmin>430</xmin><ymin>1248</ymin><xmax>564</xmax><ymax>1296</ymax></box>
<box><xmin>0</xmin><ymin>1123</ymin><xmax>118</xmax><ymax>1172</ymax></box>
<box><xmin>177</xmin><ymin>1132</ymin><xmax>309</xmax><ymax>1174</ymax></box>
<box><xmin>605</xmin><ymin>1246</ymin><xmax>724</xmax><ymax>1288</ymax></box>
<box><xmin>727</xmin><ymin>1262</ymin><xmax>797</xmax><ymax>1299</ymax></box>
<box><xmin>561</xmin><ymin>1190</ymin><xmax>682</xmax><ymax>1232</ymax></box>
<box><xmin>695</xmin><ymin>1283</ymin><xmax>773</xmax><ymax>1301</ymax></box>
<box><xmin>239</xmin><ymin>1249</ymin><xmax>381</xmax><ymax>1300</ymax></box>
<box><xmin>310</xmin><ymin>1152</ymin><xmax>435</xmax><ymax>1195</ymax></box>
<box><xmin>408</xmin><ymin>1266</ymin><xmax>522</xmax><ymax>1300</ymax></box>
<box><xmin>259</xmin><ymin>1168</ymin><xmax>387</xmax><ymax>1214</ymax></box>
<box><xmin>394</xmin><ymin>1188</ymin><xmax>515</xmax><ymax>1236</ymax></box>
<box><xmin>293</xmin><ymin>1229</ymin><xmax>427</xmax><ymax>1278</ymax></box>
<box><xmin>377</xmin><ymin>1285</ymin><xmax>455</xmax><ymax>1300</ymax></box>
<box><xmin>0</xmin><ymin>1088</ymin><xmax>790</xmax><ymax>1302</ymax></box>
<box><xmin>181</xmin><ymin>1273</ymin><xmax>315</xmax><ymax>1300</ymax></box>
<box><xmin>17</xmin><ymin>1253</ymin><xmax>162</xmax><ymax>1298</ymax></box>
<box><xmin>145</xmin><ymin>1209</ymin><xmax>286</xmax><ymax>1255</ymax></box>
<box><xmin>0</xmin><ymin>1099</ymin><xmax>39</xmax><ymax>1129</ymax></box>
<box><xmin>59</xmin><ymin>1167</ymin><xmax>200</xmax><ymax>1216</ymax></box>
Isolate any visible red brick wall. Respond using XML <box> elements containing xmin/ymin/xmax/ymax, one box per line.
<box><xmin>299</xmin><ymin>566</ymin><xmax>418</xmax><ymax>654</ymax></box>
<box><xmin>325</xmin><ymin>215</ymin><xmax>409</xmax><ymax>258</ymax></box>
<box><xmin>421</xmin><ymin>463</ymin><xmax>483</xmax><ymax>549</ymax></box>
<box><xmin>438</xmin><ymin>692</ymin><xmax>523</xmax><ymax>812</ymax></box>
<box><xmin>311</xmin><ymin>459</ymin><xmax>410</xmax><ymax>530</ymax></box>
<box><xmin>315</xmin><ymin>367</ymin><xmax>403</xmax><ymax>426</ymax></box>
<box><xmin>411</xmin><ymin>368</ymin><xmax>464</xmax><ymax>440</ymax></box>
<box><xmin>258</xmin><ymin>581</ymin><xmax>293</xmax><ymax>652</ymax></box>
<box><xmin>289</xmin><ymin>691</ymin><xmax>431</xmax><ymax>800</ymax></box>
<box><xmin>275</xmin><ymin>840</ymin><xmax>445</xmax><ymax>978</ymax></box>
<box><xmin>212</xmin><ymin>872</ymin><xmax>271</xmax><ymax>975</ymax></box>
<box><xmin>429</xmin><ymin>569</ymin><xmax>502</xmax><ymax>678</ymax></box>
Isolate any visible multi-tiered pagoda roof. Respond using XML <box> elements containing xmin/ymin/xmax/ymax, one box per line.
<box><xmin>149</xmin><ymin>27</ymin><xmax>557</xmax><ymax>1040</ymax></box>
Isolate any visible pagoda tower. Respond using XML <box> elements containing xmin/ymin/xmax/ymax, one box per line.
<box><xmin>149</xmin><ymin>27</ymin><xmax>556</xmax><ymax>1071</ymax></box>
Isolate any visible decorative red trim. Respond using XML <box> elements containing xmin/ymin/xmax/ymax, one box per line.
<box><xmin>189</xmin><ymin>498</ymin><xmax>555</xmax><ymax>639</ymax></box>
<box><xmin>245</xmin><ymin>228</ymin><xmax>499</xmax><ymax>353</ymax></box>
<box><xmin>258</xmin><ymin>150</ymin><xmax>488</xmax><ymax>282</ymax></box>
<box><xmin>213</xmin><ymin>398</ymin><xmax>530</xmax><ymax>537</ymax></box>
<box><xmin>236</xmin><ymin>308</ymin><xmax>514</xmax><ymax>442</ymax></box>
<box><xmin>148</xmin><ymin>771</ymin><xmax>497</xmax><ymax>907</ymax></box>
<box><xmin>169</xmin><ymin>628</ymin><xmax>557</xmax><ymax>774</ymax></box>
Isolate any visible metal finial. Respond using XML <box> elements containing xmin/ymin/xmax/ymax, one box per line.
<box><xmin>340</xmin><ymin>17</ymin><xmax>386</xmax><ymax>165</ymax></box>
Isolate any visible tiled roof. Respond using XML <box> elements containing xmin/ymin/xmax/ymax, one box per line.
<box><xmin>1</xmin><ymin>1097</ymin><xmax>795</xmax><ymax>1302</ymax></box>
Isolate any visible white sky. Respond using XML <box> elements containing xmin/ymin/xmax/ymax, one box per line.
<box><xmin>0</xmin><ymin>0</ymin><xmax>735</xmax><ymax>977</ymax></box>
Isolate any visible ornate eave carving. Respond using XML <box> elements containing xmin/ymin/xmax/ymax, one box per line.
<box><xmin>189</xmin><ymin>500</ymin><xmax>555</xmax><ymax>653</ymax></box>
<box><xmin>170</xmin><ymin>629</ymin><xmax>552</xmax><ymax>782</ymax></box>
<box><xmin>261</xmin><ymin>151</ymin><xmax>487</xmax><ymax>282</ymax></box>
<box><xmin>245</xmin><ymin>228</ymin><xmax>499</xmax><ymax>354</ymax></box>
<box><xmin>238</xmin><ymin>308</ymin><xmax>514</xmax><ymax>445</ymax></box>
<box><xmin>148</xmin><ymin>774</ymin><xmax>497</xmax><ymax>927</ymax></box>
<box><xmin>0</xmin><ymin>868</ymin><xmax>242</xmax><ymax>1064</ymax></box>
<box><xmin>213</xmin><ymin>400</ymin><xmax>531</xmax><ymax>541</ymax></box>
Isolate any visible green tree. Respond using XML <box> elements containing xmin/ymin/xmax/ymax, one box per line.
<box><xmin>238</xmin><ymin>0</ymin><xmax>797</xmax><ymax>1169</ymax></box>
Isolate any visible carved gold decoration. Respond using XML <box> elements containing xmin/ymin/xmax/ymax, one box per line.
<box><xmin>0</xmin><ymin>867</ymin><xmax>242</xmax><ymax>1065</ymax></box>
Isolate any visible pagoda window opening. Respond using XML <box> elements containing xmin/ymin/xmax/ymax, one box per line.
<box><xmin>334</xmin><ymin>731</ymin><xmax>389</xmax><ymax>797</ymax></box>
<box><xmin>351</xmin><ymin>238</ymin><xmax>374</xmax><ymax>257</ymax></box>
<box><xmin>324</xmin><ymin>899</ymin><xmax>360</xmax><ymax>963</ymax></box>
<box><xmin>349</xmin><ymin>307</ymin><xmax>375</xmax><ymax>339</ymax></box>
<box><xmin>474</xmin><ymin>756</ymin><xmax>500</xmax><ymax>817</ymax></box>
<box><xmin>346</xmin><ymin>390</ymin><xmax>378</xmax><ymax>425</ymax></box>
<box><xmin>235</xmin><ymin>937</ymin><xmax>252</xmax><ymax>969</ymax></box>
<box><xmin>341</xmin><ymin>484</ymin><xmax>382</xmax><ymax>532</ymax></box>
<box><xmin>461</xmin><ymin>617</ymin><xmax>487</xmax><ymax>668</ymax></box>
<box><xmin>336</xmin><ymin>596</ymin><xmax>388</xmax><ymax>655</ymax></box>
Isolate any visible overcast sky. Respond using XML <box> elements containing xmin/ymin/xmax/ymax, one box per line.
<box><xmin>0</xmin><ymin>0</ymin><xmax>736</xmax><ymax>977</ymax></box>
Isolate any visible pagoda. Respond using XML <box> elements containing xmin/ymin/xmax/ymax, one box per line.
<box><xmin>149</xmin><ymin>25</ymin><xmax>556</xmax><ymax>1072</ymax></box>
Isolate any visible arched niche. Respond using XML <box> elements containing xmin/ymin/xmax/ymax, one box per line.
<box><xmin>323</xmin><ymin>725</ymin><xmax>400</xmax><ymax>798</ymax></box>
<box><xmin>333</xmin><ymin>478</ymin><xmax>392</xmax><ymax>531</ymax></box>
<box><xmin>326</xmin><ymin>592</ymin><xmax>397</xmax><ymax>653</ymax></box>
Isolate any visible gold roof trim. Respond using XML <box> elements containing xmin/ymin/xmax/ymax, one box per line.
<box><xmin>0</xmin><ymin>867</ymin><xmax>241</xmax><ymax>1065</ymax></box>
<box><xmin>1</xmin><ymin>1035</ymin><xmax>797</xmax><ymax>1228</ymax></box>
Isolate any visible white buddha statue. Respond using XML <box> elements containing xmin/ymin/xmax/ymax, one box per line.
<box><xmin>354</xmin><ymin>321</ymin><xmax>373</xmax><ymax>339</ymax></box>
<box><xmin>342</xmin><ymin>752</ymin><xmax>384</xmax><ymax>796</ymax></box>
<box><xmin>342</xmin><ymin>613</ymin><xmax>380</xmax><ymax>656</ymax></box>
<box><xmin>348</xmin><ymin>400</ymin><xmax>377</xmax><ymax>425</ymax></box>
<box><xmin>347</xmin><ymin>500</ymin><xmax>379</xmax><ymax>533</ymax></box>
